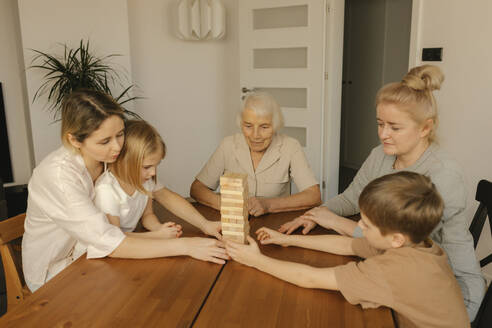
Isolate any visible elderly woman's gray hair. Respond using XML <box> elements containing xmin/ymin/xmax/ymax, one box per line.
<box><xmin>236</xmin><ymin>92</ymin><xmax>284</xmax><ymax>132</ymax></box>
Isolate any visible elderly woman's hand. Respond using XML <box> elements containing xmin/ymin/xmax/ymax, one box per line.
<box><xmin>248</xmin><ymin>197</ymin><xmax>270</xmax><ymax>217</ymax></box>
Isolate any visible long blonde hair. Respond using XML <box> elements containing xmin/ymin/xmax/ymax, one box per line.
<box><xmin>376</xmin><ymin>65</ymin><xmax>444</xmax><ymax>143</ymax></box>
<box><xmin>111</xmin><ymin>120</ymin><xmax>166</xmax><ymax>195</ymax></box>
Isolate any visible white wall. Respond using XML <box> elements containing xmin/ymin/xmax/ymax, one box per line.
<box><xmin>410</xmin><ymin>0</ymin><xmax>492</xmax><ymax>280</ymax></box>
<box><xmin>0</xmin><ymin>0</ymin><xmax>33</xmax><ymax>185</ymax></box>
<box><xmin>17</xmin><ymin>0</ymin><xmax>133</xmax><ymax>164</ymax></box>
<box><xmin>127</xmin><ymin>0</ymin><xmax>239</xmax><ymax>196</ymax></box>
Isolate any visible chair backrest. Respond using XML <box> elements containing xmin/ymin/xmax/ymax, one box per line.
<box><xmin>472</xmin><ymin>282</ymin><xmax>492</xmax><ymax>328</ymax></box>
<box><xmin>0</xmin><ymin>212</ymin><xmax>28</xmax><ymax>311</ymax></box>
<box><xmin>469</xmin><ymin>179</ymin><xmax>492</xmax><ymax>249</ymax></box>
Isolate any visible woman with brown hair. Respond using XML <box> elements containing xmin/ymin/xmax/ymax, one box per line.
<box><xmin>22</xmin><ymin>90</ymin><xmax>227</xmax><ymax>292</ymax></box>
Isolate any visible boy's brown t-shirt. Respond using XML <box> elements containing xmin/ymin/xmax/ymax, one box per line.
<box><xmin>333</xmin><ymin>238</ymin><xmax>470</xmax><ymax>328</ymax></box>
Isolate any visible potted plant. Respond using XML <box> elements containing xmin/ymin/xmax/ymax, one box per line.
<box><xmin>29</xmin><ymin>39</ymin><xmax>141</xmax><ymax>120</ymax></box>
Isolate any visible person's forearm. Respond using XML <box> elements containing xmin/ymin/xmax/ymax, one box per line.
<box><xmin>124</xmin><ymin>231</ymin><xmax>169</xmax><ymax>239</ymax></box>
<box><xmin>252</xmin><ymin>254</ymin><xmax>338</xmax><ymax>290</ymax></box>
<box><xmin>190</xmin><ymin>180</ymin><xmax>220</xmax><ymax>210</ymax></box>
<box><xmin>315</xmin><ymin>215</ymin><xmax>358</xmax><ymax>236</ymax></box>
<box><xmin>154</xmin><ymin>188</ymin><xmax>209</xmax><ymax>230</ymax></box>
<box><xmin>267</xmin><ymin>185</ymin><xmax>322</xmax><ymax>213</ymax></box>
<box><xmin>141</xmin><ymin>213</ymin><xmax>162</xmax><ymax>231</ymax></box>
<box><xmin>287</xmin><ymin>235</ymin><xmax>355</xmax><ymax>256</ymax></box>
<box><xmin>109</xmin><ymin>236</ymin><xmax>189</xmax><ymax>258</ymax></box>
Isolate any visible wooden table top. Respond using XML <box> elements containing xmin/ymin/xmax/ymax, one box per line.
<box><xmin>0</xmin><ymin>203</ymin><xmax>394</xmax><ymax>328</ymax></box>
<box><xmin>194</xmin><ymin>209</ymin><xmax>394</xmax><ymax>328</ymax></box>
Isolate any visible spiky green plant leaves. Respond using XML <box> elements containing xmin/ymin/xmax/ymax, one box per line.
<box><xmin>30</xmin><ymin>40</ymin><xmax>141</xmax><ymax>120</ymax></box>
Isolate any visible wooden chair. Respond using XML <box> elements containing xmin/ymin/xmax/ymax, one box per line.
<box><xmin>468</xmin><ymin>179</ymin><xmax>492</xmax><ymax>327</ymax></box>
<box><xmin>472</xmin><ymin>282</ymin><xmax>492</xmax><ymax>328</ymax></box>
<box><xmin>469</xmin><ymin>179</ymin><xmax>492</xmax><ymax>267</ymax></box>
<box><xmin>0</xmin><ymin>212</ymin><xmax>31</xmax><ymax>311</ymax></box>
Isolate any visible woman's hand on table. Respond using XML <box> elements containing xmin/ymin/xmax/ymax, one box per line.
<box><xmin>186</xmin><ymin>237</ymin><xmax>229</xmax><ymax>264</ymax></box>
<box><xmin>278</xmin><ymin>216</ymin><xmax>317</xmax><ymax>235</ymax></box>
<box><xmin>256</xmin><ymin>227</ymin><xmax>291</xmax><ymax>247</ymax></box>
<box><xmin>248</xmin><ymin>197</ymin><xmax>270</xmax><ymax>217</ymax></box>
<box><xmin>201</xmin><ymin>220</ymin><xmax>223</xmax><ymax>240</ymax></box>
<box><xmin>225</xmin><ymin>236</ymin><xmax>261</xmax><ymax>267</ymax></box>
<box><xmin>279</xmin><ymin>206</ymin><xmax>339</xmax><ymax>235</ymax></box>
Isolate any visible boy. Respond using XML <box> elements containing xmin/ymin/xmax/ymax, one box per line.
<box><xmin>225</xmin><ymin>172</ymin><xmax>469</xmax><ymax>328</ymax></box>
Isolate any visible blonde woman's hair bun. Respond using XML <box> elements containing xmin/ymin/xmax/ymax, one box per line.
<box><xmin>402</xmin><ymin>65</ymin><xmax>444</xmax><ymax>92</ymax></box>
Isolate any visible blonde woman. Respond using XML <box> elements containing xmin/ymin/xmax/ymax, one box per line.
<box><xmin>94</xmin><ymin>120</ymin><xmax>222</xmax><ymax>239</ymax></box>
<box><xmin>190</xmin><ymin>92</ymin><xmax>322</xmax><ymax>217</ymax></box>
<box><xmin>22</xmin><ymin>90</ymin><xmax>227</xmax><ymax>292</ymax></box>
<box><xmin>279</xmin><ymin>65</ymin><xmax>485</xmax><ymax>321</ymax></box>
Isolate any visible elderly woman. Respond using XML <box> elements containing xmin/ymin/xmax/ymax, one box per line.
<box><xmin>190</xmin><ymin>92</ymin><xmax>321</xmax><ymax>217</ymax></box>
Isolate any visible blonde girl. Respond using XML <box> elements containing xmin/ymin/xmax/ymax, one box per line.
<box><xmin>95</xmin><ymin>120</ymin><xmax>221</xmax><ymax>240</ymax></box>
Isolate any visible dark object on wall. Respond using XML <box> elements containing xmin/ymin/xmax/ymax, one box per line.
<box><xmin>422</xmin><ymin>47</ymin><xmax>443</xmax><ymax>61</ymax></box>
<box><xmin>0</xmin><ymin>83</ymin><xmax>14</xmax><ymax>183</ymax></box>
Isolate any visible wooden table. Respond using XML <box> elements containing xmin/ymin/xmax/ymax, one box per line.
<box><xmin>0</xmin><ymin>203</ymin><xmax>394</xmax><ymax>327</ymax></box>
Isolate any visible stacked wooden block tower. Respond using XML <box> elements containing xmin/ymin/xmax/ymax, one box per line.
<box><xmin>220</xmin><ymin>173</ymin><xmax>250</xmax><ymax>244</ymax></box>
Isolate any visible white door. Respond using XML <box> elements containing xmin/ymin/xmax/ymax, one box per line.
<box><xmin>239</xmin><ymin>0</ymin><xmax>327</xmax><ymax>193</ymax></box>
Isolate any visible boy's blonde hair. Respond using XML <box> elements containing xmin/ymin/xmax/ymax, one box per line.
<box><xmin>111</xmin><ymin>120</ymin><xmax>166</xmax><ymax>195</ymax></box>
<box><xmin>359</xmin><ymin>172</ymin><xmax>444</xmax><ymax>243</ymax></box>
<box><xmin>376</xmin><ymin>65</ymin><xmax>444</xmax><ymax>143</ymax></box>
<box><xmin>61</xmin><ymin>90</ymin><xmax>124</xmax><ymax>150</ymax></box>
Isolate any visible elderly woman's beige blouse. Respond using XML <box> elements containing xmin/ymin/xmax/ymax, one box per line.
<box><xmin>196</xmin><ymin>133</ymin><xmax>318</xmax><ymax>197</ymax></box>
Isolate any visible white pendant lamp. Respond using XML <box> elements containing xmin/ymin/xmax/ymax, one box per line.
<box><xmin>177</xmin><ymin>0</ymin><xmax>226</xmax><ymax>40</ymax></box>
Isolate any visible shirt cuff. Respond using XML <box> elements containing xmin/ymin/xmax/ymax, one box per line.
<box><xmin>353</xmin><ymin>225</ymin><xmax>363</xmax><ymax>238</ymax></box>
<box><xmin>86</xmin><ymin>227</ymin><xmax>126</xmax><ymax>259</ymax></box>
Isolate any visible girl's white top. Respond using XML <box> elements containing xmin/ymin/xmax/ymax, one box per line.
<box><xmin>94</xmin><ymin>170</ymin><xmax>163</xmax><ymax>232</ymax></box>
<box><xmin>22</xmin><ymin>147</ymin><xmax>126</xmax><ymax>292</ymax></box>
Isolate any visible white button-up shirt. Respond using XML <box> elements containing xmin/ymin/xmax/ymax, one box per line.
<box><xmin>196</xmin><ymin>133</ymin><xmax>318</xmax><ymax>197</ymax></box>
<box><xmin>22</xmin><ymin>147</ymin><xmax>126</xmax><ymax>292</ymax></box>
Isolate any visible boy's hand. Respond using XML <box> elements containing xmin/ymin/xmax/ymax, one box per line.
<box><xmin>201</xmin><ymin>220</ymin><xmax>223</xmax><ymax>240</ymax></box>
<box><xmin>278</xmin><ymin>216</ymin><xmax>316</xmax><ymax>235</ymax></box>
<box><xmin>256</xmin><ymin>227</ymin><xmax>291</xmax><ymax>247</ymax></box>
<box><xmin>248</xmin><ymin>197</ymin><xmax>270</xmax><ymax>217</ymax></box>
<box><xmin>225</xmin><ymin>236</ymin><xmax>261</xmax><ymax>267</ymax></box>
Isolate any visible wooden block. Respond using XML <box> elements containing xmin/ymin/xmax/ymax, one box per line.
<box><xmin>220</xmin><ymin>172</ymin><xmax>249</xmax><ymax>244</ymax></box>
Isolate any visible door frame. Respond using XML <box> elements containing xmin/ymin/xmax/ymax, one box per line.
<box><xmin>322</xmin><ymin>0</ymin><xmax>345</xmax><ymax>200</ymax></box>
<box><xmin>408</xmin><ymin>0</ymin><xmax>423</xmax><ymax>67</ymax></box>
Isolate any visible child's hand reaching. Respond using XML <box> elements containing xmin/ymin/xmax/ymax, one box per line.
<box><xmin>256</xmin><ymin>227</ymin><xmax>292</xmax><ymax>247</ymax></box>
<box><xmin>201</xmin><ymin>220</ymin><xmax>223</xmax><ymax>240</ymax></box>
<box><xmin>225</xmin><ymin>236</ymin><xmax>262</xmax><ymax>268</ymax></box>
<box><xmin>158</xmin><ymin>222</ymin><xmax>183</xmax><ymax>238</ymax></box>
